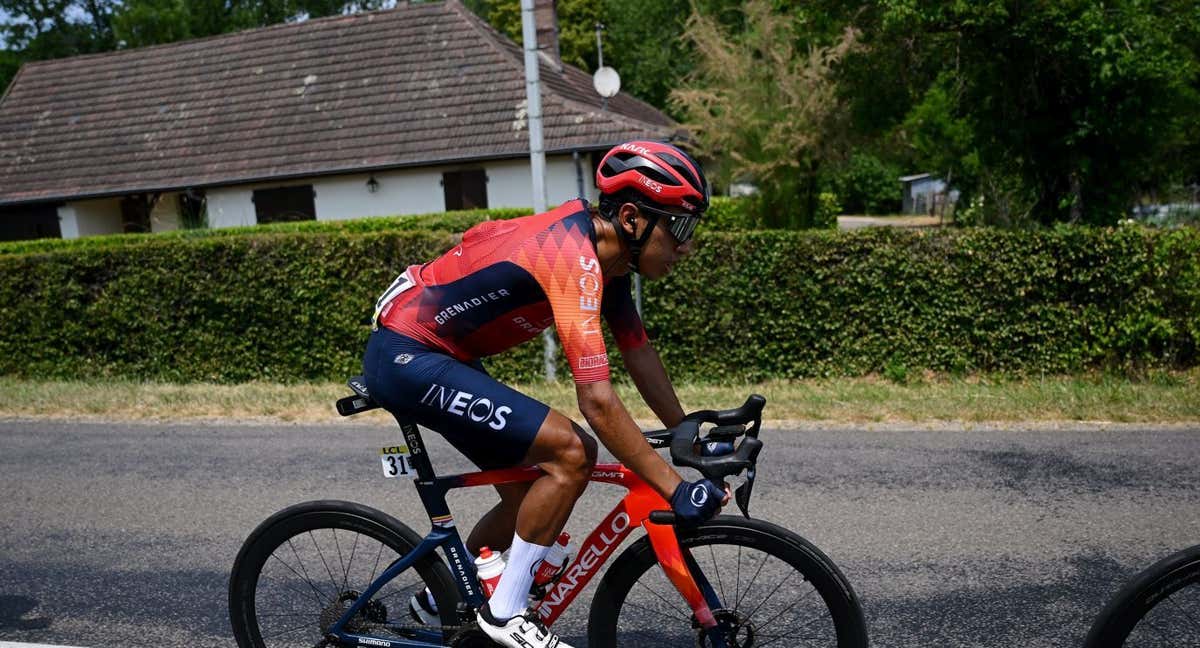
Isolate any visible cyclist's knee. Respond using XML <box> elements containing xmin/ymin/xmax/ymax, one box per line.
<box><xmin>574</xmin><ymin>422</ymin><xmax>599</xmax><ymax>469</ymax></box>
<box><xmin>554</xmin><ymin>424</ymin><xmax>595</xmax><ymax>485</ymax></box>
<box><xmin>531</xmin><ymin>414</ymin><xmax>595</xmax><ymax>487</ymax></box>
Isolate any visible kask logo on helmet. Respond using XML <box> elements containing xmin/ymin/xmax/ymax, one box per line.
<box><xmin>619</xmin><ymin>142</ymin><xmax>652</xmax><ymax>156</ymax></box>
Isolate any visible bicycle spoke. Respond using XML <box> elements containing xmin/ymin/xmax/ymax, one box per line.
<box><xmin>707</xmin><ymin>544</ymin><xmax>726</xmax><ymax>605</ymax></box>
<box><xmin>368</xmin><ymin>539</ymin><xmax>385</xmax><ymax>587</ymax></box>
<box><xmin>620</xmin><ymin>597</ymin><xmax>691</xmax><ymax>624</ymax></box>
<box><xmin>754</xmin><ymin>611</ymin><xmax>835</xmax><ymax>648</ymax></box>
<box><xmin>373</xmin><ymin>584</ymin><xmax>421</xmax><ymax>606</ymax></box>
<box><xmin>342</xmin><ymin>530</ymin><xmax>361</xmax><ymax>596</ymax></box>
<box><xmin>733</xmin><ymin>545</ymin><xmax>743</xmax><ymax>610</ymax></box>
<box><xmin>632</xmin><ymin>577</ymin><xmax>691</xmax><ymax>619</ymax></box>
<box><xmin>269</xmin><ymin>550</ymin><xmax>329</xmax><ymax>606</ymax></box>
<box><xmin>333</xmin><ymin>529</ymin><xmax>349</xmax><ymax>594</ymax></box>
<box><xmin>310</xmin><ymin>530</ymin><xmax>342</xmax><ymax>595</ymax></box>
<box><xmin>752</xmin><ymin>594</ymin><xmax>830</xmax><ymax>648</ymax></box>
<box><xmin>256</xmin><ymin>611</ymin><xmax>321</xmax><ymax>619</ymax></box>
<box><xmin>733</xmin><ymin>549</ymin><xmax>770</xmax><ymax>615</ymax></box>
<box><xmin>743</xmin><ymin>567</ymin><xmax>801</xmax><ymax>623</ymax></box>
<box><xmin>261</xmin><ymin>616</ymin><xmax>320</xmax><ymax>640</ymax></box>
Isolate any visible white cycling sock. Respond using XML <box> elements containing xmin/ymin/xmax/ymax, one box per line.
<box><xmin>487</xmin><ymin>533</ymin><xmax>550</xmax><ymax>620</ymax></box>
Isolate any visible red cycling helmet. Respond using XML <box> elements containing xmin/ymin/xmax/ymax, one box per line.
<box><xmin>596</xmin><ymin>140</ymin><xmax>710</xmax><ymax>215</ymax></box>
<box><xmin>595</xmin><ymin>141</ymin><xmax>710</xmax><ymax>270</ymax></box>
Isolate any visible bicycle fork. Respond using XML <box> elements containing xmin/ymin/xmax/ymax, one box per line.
<box><xmin>645</xmin><ymin>521</ymin><xmax>731</xmax><ymax>648</ymax></box>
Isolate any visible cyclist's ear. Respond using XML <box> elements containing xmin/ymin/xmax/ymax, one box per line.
<box><xmin>618</xmin><ymin>202</ymin><xmax>639</xmax><ymax>235</ymax></box>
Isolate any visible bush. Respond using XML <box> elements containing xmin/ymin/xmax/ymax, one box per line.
<box><xmin>705</xmin><ymin>196</ymin><xmax>758</xmax><ymax>230</ymax></box>
<box><xmin>1</xmin><ymin>226</ymin><xmax>1196</xmax><ymax>383</ymax></box>
<box><xmin>826</xmin><ymin>153</ymin><xmax>902</xmax><ymax>215</ymax></box>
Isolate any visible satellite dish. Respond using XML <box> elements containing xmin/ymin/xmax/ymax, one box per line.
<box><xmin>593</xmin><ymin>66</ymin><xmax>621</xmax><ymax>98</ymax></box>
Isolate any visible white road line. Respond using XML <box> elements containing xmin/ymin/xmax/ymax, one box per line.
<box><xmin>0</xmin><ymin>642</ymin><xmax>91</xmax><ymax>648</ymax></box>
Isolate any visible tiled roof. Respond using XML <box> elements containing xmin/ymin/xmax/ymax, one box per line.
<box><xmin>0</xmin><ymin>0</ymin><xmax>675</xmax><ymax>206</ymax></box>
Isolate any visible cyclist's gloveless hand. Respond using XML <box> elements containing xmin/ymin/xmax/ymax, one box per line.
<box><xmin>670</xmin><ymin>479</ymin><xmax>727</xmax><ymax>526</ymax></box>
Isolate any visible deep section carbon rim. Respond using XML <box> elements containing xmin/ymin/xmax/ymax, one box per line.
<box><xmin>589</xmin><ymin>518</ymin><xmax>867</xmax><ymax>648</ymax></box>
<box><xmin>230</xmin><ymin>503</ymin><xmax>456</xmax><ymax>648</ymax></box>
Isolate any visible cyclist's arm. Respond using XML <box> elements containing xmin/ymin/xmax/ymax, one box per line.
<box><xmin>621</xmin><ymin>342</ymin><xmax>686</xmax><ymax>428</ymax></box>
<box><xmin>577</xmin><ymin>380</ymin><xmax>683</xmax><ymax>501</ymax></box>
<box><xmin>599</xmin><ymin>274</ymin><xmax>684</xmax><ymax>427</ymax></box>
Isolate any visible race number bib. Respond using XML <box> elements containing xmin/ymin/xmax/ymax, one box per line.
<box><xmin>380</xmin><ymin>445</ymin><xmax>414</xmax><ymax>478</ymax></box>
<box><xmin>372</xmin><ymin>269</ymin><xmax>416</xmax><ymax>330</ymax></box>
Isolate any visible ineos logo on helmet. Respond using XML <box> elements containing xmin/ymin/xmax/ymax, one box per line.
<box><xmin>638</xmin><ymin>176</ymin><xmax>663</xmax><ymax>194</ymax></box>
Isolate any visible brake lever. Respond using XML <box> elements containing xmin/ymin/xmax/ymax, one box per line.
<box><xmin>734</xmin><ymin>468</ymin><xmax>755</xmax><ymax>518</ymax></box>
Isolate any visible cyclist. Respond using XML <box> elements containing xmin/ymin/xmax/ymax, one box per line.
<box><xmin>363</xmin><ymin>140</ymin><xmax>727</xmax><ymax>648</ymax></box>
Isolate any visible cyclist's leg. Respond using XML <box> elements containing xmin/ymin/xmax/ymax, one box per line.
<box><xmin>364</xmin><ymin>327</ymin><xmax>597</xmax><ymax>543</ymax></box>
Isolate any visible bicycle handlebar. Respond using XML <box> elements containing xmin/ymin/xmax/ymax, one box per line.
<box><xmin>644</xmin><ymin>394</ymin><xmax>766</xmax><ymax>520</ymax></box>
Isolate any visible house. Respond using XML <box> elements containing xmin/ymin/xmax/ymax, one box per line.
<box><xmin>0</xmin><ymin>0</ymin><xmax>675</xmax><ymax>241</ymax></box>
<box><xmin>899</xmin><ymin>173</ymin><xmax>958</xmax><ymax>216</ymax></box>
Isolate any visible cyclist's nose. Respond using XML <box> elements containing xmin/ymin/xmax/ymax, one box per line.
<box><xmin>676</xmin><ymin>239</ymin><xmax>694</xmax><ymax>256</ymax></box>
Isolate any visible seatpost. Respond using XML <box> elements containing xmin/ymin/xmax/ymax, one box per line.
<box><xmin>399</xmin><ymin>421</ymin><xmax>437</xmax><ymax>481</ymax></box>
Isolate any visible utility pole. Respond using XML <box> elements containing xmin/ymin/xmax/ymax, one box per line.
<box><xmin>521</xmin><ymin>0</ymin><xmax>556</xmax><ymax>382</ymax></box>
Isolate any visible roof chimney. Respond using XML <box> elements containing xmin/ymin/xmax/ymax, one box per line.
<box><xmin>534</xmin><ymin>0</ymin><xmax>563</xmax><ymax>73</ymax></box>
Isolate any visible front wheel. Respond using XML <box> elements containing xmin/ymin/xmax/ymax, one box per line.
<box><xmin>587</xmin><ymin>516</ymin><xmax>868</xmax><ymax>648</ymax></box>
<box><xmin>229</xmin><ymin>500</ymin><xmax>461</xmax><ymax>648</ymax></box>
<box><xmin>1084</xmin><ymin>543</ymin><xmax>1200</xmax><ymax>648</ymax></box>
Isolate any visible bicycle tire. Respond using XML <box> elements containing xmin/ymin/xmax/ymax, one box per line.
<box><xmin>1084</xmin><ymin>543</ymin><xmax>1200</xmax><ymax>648</ymax></box>
<box><xmin>587</xmin><ymin>515</ymin><xmax>868</xmax><ymax>648</ymax></box>
<box><xmin>229</xmin><ymin>500</ymin><xmax>461</xmax><ymax>648</ymax></box>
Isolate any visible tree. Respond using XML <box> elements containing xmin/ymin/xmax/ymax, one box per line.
<box><xmin>878</xmin><ymin>0</ymin><xmax>1200</xmax><ymax>225</ymax></box>
<box><xmin>670</xmin><ymin>0</ymin><xmax>859</xmax><ymax>228</ymax></box>
<box><xmin>471</xmin><ymin>0</ymin><xmax>604</xmax><ymax>74</ymax></box>
<box><xmin>1</xmin><ymin>0</ymin><xmax>117</xmax><ymax>90</ymax></box>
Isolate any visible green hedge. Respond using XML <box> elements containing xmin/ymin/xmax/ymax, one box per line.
<box><xmin>1</xmin><ymin>226</ymin><xmax>1196</xmax><ymax>383</ymax></box>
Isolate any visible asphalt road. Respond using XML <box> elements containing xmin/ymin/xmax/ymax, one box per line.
<box><xmin>1</xmin><ymin>419</ymin><xmax>1197</xmax><ymax>647</ymax></box>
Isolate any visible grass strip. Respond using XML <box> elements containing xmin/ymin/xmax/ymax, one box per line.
<box><xmin>1</xmin><ymin>372</ymin><xmax>1197</xmax><ymax>425</ymax></box>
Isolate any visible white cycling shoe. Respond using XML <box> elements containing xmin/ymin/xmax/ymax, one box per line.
<box><xmin>476</xmin><ymin>603</ymin><xmax>573</xmax><ymax>648</ymax></box>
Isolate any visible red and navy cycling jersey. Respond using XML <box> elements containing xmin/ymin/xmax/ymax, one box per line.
<box><xmin>375</xmin><ymin>199</ymin><xmax>649</xmax><ymax>384</ymax></box>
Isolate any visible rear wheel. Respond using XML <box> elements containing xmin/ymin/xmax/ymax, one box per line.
<box><xmin>587</xmin><ymin>516</ymin><xmax>868</xmax><ymax>647</ymax></box>
<box><xmin>1084</xmin><ymin>543</ymin><xmax>1200</xmax><ymax>648</ymax></box>
<box><xmin>229</xmin><ymin>500</ymin><xmax>461</xmax><ymax>647</ymax></box>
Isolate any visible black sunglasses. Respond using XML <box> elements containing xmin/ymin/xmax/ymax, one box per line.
<box><xmin>636</xmin><ymin>202</ymin><xmax>702</xmax><ymax>244</ymax></box>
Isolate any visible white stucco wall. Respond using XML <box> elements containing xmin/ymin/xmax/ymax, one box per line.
<box><xmin>315</xmin><ymin>155</ymin><xmax>595</xmax><ymax>221</ymax></box>
<box><xmin>484</xmin><ymin>155</ymin><xmax>595</xmax><ymax>209</ymax></box>
<box><xmin>314</xmin><ymin>168</ymin><xmax>447</xmax><ymax>220</ymax></box>
<box><xmin>56</xmin><ymin>154</ymin><xmax>599</xmax><ymax>238</ymax></box>
<box><xmin>58</xmin><ymin>198</ymin><xmax>122</xmax><ymax>239</ymax></box>
<box><xmin>206</xmin><ymin>185</ymin><xmax>259</xmax><ymax>229</ymax></box>
<box><xmin>56</xmin><ymin>194</ymin><xmax>182</xmax><ymax>239</ymax></box>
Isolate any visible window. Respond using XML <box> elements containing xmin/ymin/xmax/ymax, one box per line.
<box><xmin>442</xmin><ymin>169</ymin><xmax>488</xmax><ymax>210</ymax></box>
<box><xmin>120</xmin><ymin>195</ymin><xmax>154</xmax><ymax>233</ymax></box>
<box><xmin>0</xmin><ymin>203</ymin><xmax>61</xmax><ymax>241</ymax></box>
<box><xmin>253</xmin><ymin>185</ymin><xmax>316</xmax><ymax>223</ymax></box>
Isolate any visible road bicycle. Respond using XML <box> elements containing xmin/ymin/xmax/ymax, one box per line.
<box><xmin>228</xmin><ymin>376</ymin><xmax>868</xmax><ymax>647</ymax></box>
<box><xmin>1083</xmin><ymin>543</ymin><xmax>1200</xmax><ymax>647</ymax></box>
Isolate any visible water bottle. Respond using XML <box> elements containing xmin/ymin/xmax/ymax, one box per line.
<box><xmin>533</xmin><ymin>533</ymin><xmax>572</xmax><ymax>586</ymax></box>
<box><xmin>475</xmin><ymin>546</ymin><xmax>505</xmax><ymax>598</ymax></box>
<box><xmin>699</xmin><ymin>440</ymin><xmax>736</xmax><ymax>456</ymax></box>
